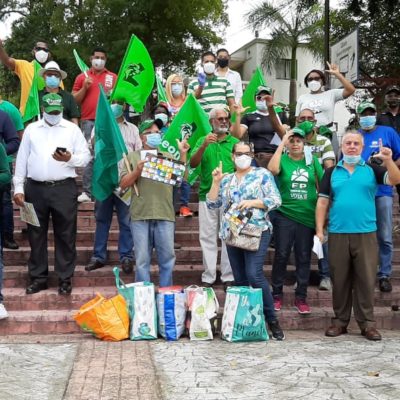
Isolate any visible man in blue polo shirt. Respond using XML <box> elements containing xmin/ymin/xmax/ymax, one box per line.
<box><xmin>316</xmin><ymin>131</ymin><xmax>400</xmax><ymax>341</ymax></box>
<box><xmin>357</xmin><ymin>101</ymin><xmax>400</xmax><ymax>293</ymax></box>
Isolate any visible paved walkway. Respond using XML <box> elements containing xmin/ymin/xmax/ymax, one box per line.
<box><xmin>0</xmin><ymin>331</ymin><xmax>399</xmax><ymax>400</ymax></box>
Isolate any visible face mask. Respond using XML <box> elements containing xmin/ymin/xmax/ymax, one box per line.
<box><xmin>35</xmin><ymin>50</ymin><xmax>49</xmax><ymax>64</ymax></box>
<box><xmin>308</xmin><ymin>80</ymin><xmax>322</xmax><ymax>92</ymax></box>
<box><xmin>45</xmin><ymin>75</ymin><xmax>60</xmax><ymax>89</ymax></box>
<box><xmin>92</xmin><ymin>58</ymin><xmax>106</xmax><ymax>70</ymax></box>
<box><xmin>343</xmin><ymin>154</ymin><xmax>361</xmax><ymax>165</ymax></box>
<box><xmin>256</xmin><ymin>100</ymin><xmax>267</xmax><ymax>111</ymax></box>
<box><xmin>111</xmin><ymin>104</ymin><xmax>124</xmax><ymax>119</ymax></box>
<box><xmin>171</xmin><ymin>84</ymin><xmax>183</xmax><ymax>97</ymax></box>
<box><xmin>203</xmin><ymin>62</ymin><xmax>216</xmax><ymax>75</ymax></box>
<box><xmin>297</xmin><ymin>120</ymin><xmax>315</xmax><ymax>135</ymax></box>
<box><xmin>235</xmin><ymin>155</ymin><xmax>252</xmax><ymax>170</ymax></box>
<box><xmin>146</xmin><ymin>133</ymin><xmax>162</xmax><ymax>148</ymax></box>
<box><xmin>359</xmin><ymin>115</ymin><xmax>376</xmax><ymax>130</ymax></box>
<box><xmin>154</xmin><ymin>113</ymin><xmax>168</xmax><ymax>126</ymax></box>
<box><xmin>44</xmin><ymin>112</ymin><xmax>62</xmax><ymax>126</ymax></box>
<box><xmin>217</xmin><ymin>58</ymin><xmax>229</xmax><ymax>68</ymax></box>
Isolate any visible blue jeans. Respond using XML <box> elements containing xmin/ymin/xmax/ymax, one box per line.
<box><xmin>180</xmin><ymin>181</ymin><xmax>191</xmax><ymax>207</ymax></box>
<box><xmin>271</xmin><ymin>212</ymin><xmax>314</xmax><ymax>300</ymax></box>
<box><xmin>376</xmin><ymin>196</ymin><xmax>393</xmax><ymax>278</ymax></box>
<box><xmin>318</xmin><ymin>241</ymin><xmax>330</xmax><ymax>280</ymax></box>
<box><xmin>81</xmin><ymin>120</ymin><xmax>95</xmax><ymax>194</ymax></box>
<box><xmin>130</xmin><ymin>220</ymin><xmax>175</xmax><ymax>287</ymax></box>
<box><xmin>226</xmin><ymin>230</ymin><xmax>277</xmax><ymax>323</ymax></box>
<box><xmin>92</xmin><ymin>194</ymin><xmax>133</xmax><ymax>262</ymax></box>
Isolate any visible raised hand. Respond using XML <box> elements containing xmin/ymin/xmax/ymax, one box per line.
<box><xmin>325</xmin><ymin>61</ymin><xmax>341</xmax><ymax>77</ymax></box>
<box><xmin>261</xmin><ymin>90</ymin><xmax>276</xmax><ymax>107</ymax></box>
<box><xmin>176</xmin><ymin>138</ymin><xmax>190</xmax><ymax>154</ymax></box>
<box><xmin>373</xmin><ymin>139</ymin><xmax>393</xmax><ymax>162</ymax></box>
<box><xmin>232</xmin><ymin>103</ymin><xmax>250</xmax><ymax>116</ymax></box>
<box><xmin>212</xmin><ymin>161</ymin><xmax>226</xmax><ymax>183</ymax></box>
<box><xmin>282</xmin><ymin>130</ymin><xmax>294</xmax><ymax>145</ymax></box>
<box><xmin>198</xmin><ymin>71</ymin><xmax>206</xmax><ymax>87</ymax></box>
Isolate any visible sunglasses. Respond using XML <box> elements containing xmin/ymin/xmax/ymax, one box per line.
<box><xmin>234</xmin><ymin>152</ymin><xmax>253</xmax><ymax>157</ymax></box>
<box><xmin>307</xmin><ymin>76</ymin><xmax>322</xmax><ymax>82</ymax></box>
<box><xmin>35</xmin><ymin>47</ymin><xmax>49</xmax><ymax>52</ymax></box>
<box><xmin>216</xmin><ymin>117</ymin><xmax>229</xmax><ymax>122</ymax></box>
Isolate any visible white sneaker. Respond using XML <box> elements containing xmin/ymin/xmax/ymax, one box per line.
<box><xmin>78</xmin><ymin>192</ymin><xmax>91</xmax><ymax>203</ymax></box>
<box><xmin>0</xmin><ymin>303</ymin><xmax>9</xmax><ymax>319</ymax></box>
<box><xmin>319</xmin><ymin>277</ymin><xmax>332</xmax><ymax>291</ymax></box>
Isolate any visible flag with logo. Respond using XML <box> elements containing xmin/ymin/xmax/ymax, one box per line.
<box><xmin>111</xmin><ymin>35</ymin><xmax>155</xmax><ymax>112</ymax></box>
<box><xmin>22</xmin><ymin>61</ymin><xmax>41</xmax><ymax>123</ymax></box>
<box><xmin>158</xmin><ymin>94</ymin><xmax>211</xmax><ymax>184</ymax></box>
<box><xmin>156</xmin><ymin>74</ymin><xmax>168</xmax><ymax>104</ymax></box>
<box><xmin>92</xmin><ymin>85</ymin><xmax>128</xmax><ymax>201</ymax></box>
<box><xmin>73</xmin><ymin>49</ymin><xmax>89</xmax><ymax>75</ymax></box>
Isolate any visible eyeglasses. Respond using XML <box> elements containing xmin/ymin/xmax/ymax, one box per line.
<box><xmin>256</xmin><ymin>95</ymin><xmax>267</xmax><ymax>101</ymax></box>
<box><xmin>307</xmin><ymin>76</ymin><xmax>322</xmax><ymax>82</ymax></box>
<box><xmin>35</xmin><ymin>47</ymin><xmax>49</xmax><ymax>52</ymax></box>
<box><xmin>216</xmin><ymin>117</ymin><xmax>229</xmax><ymax>122</ymax></box>
<box><xmin>234</xmin><ymin>152</ymin><xmax>253</xmax><ymax>157</ymax></box>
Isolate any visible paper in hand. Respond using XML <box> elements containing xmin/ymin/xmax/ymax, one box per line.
<box><xmin>312</xmin><ymin>236</ymin><xmax>324</xmax><ymax>259</ymax></box>
<box><xmin>20</xmin><ymin>202</ymin><xmax>40</xmax><ymax>227</ymax></box>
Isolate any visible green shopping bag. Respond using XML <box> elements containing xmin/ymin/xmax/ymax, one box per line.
<box><xmin>221</xmin><ymin>286</ymin><xmax>268</xmax><ymax>342</ymax></box>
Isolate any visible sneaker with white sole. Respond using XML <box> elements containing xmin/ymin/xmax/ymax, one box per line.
<box><xmin>0</xmin><ymin>303</ymin><xmax>9</xmax><ymax>319</ymax></box>
<box><xmin>294</xmin><ymin>298</ymin><xmax>311</xmax><ymax>314</ymax></box>
<box><xmin>273</xmin><ymin>296</ymin><xmax>282</xmax><ymax>311</ymax></box>
<box><xmin>319</xmin><ymin>277</ymin><xmax>332</xmax><ymax>291</ymax></box>
<box><xmin>78</xmin><ymin>192</ymin><xmax>91</xmax><ymax>203</ymax></box>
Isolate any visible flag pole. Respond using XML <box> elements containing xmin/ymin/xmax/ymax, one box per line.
<box><xmin>122</xmin><ymin>153</ymin><xmax>139</xmax><ymax>196</ymax></box>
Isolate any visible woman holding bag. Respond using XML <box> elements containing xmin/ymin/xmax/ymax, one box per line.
<box><xmin>206</xmin><ymin>141</ymin><xmax>285</xmax><ymax>340</ymax></box>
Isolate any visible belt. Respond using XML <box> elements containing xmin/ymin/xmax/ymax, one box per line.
<box><xmin>28</xmin><ymin>178</ymin><xmax>74</xmax><ymax>187</ymax></box>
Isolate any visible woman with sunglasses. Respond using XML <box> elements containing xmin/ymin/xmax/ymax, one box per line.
<box><xmin>206</xmin><ymin>141</ymin><xmax>285</xmax><ymax>340</ymax></box>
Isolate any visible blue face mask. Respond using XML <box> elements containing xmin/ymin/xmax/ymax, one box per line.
<box><xmin>359</xmin><ymin>115</ymin><xmax>376</xmax><ymax>130</ymax></box>
<box><xmin>343</xmin><ymin>154</ymin><xmax>361</xmax><ymax>164</ymax></box>
<box><xmin>111</xmin><ymin>104</ymin><xmax>124</xmax><ymax>119</ymax></box>
<box><xmin>146</xmin><ymin>133</ymin><xmax>162</xmax><ymax>148</ymax></box>
<box><xmin>45</xmin><ymin>75</ymin><xmax>60</xmax><ymax>89</ymax></box>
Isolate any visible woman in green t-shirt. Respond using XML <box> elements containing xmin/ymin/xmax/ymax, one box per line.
<box><xmin>268</xmin><ymin>128</ymin><xmax>324</xmax><ymax>315</ymax></box>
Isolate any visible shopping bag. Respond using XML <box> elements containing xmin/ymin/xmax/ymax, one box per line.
<box><xmin>221</xmin><ymin>286</ymin><xmax>268</xmax><ymax>342</ymax></box>
<box><xmin>113</xmin><ymin>267</ymin><xmax>157</xmax><ymax>340</ymax></box>
<box><xmin>73</xmin><ymin>293</ymin><xmax>129</xmax><ymax>341</ymax></box>
<box><xmin>157</xmin><ymin>286</ymin><xmax>187</xmax><ymax>341</ymax></box>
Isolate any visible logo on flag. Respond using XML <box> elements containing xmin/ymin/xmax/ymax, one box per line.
<box><xmin>123</xmin><ymin>63</ymin><xmax>145</xmax><ymax>86</ymax></box>
<box><xmin>180</xmin><ymin>122</ymin><xmax>197</xmax><ymax>140</ymax></box>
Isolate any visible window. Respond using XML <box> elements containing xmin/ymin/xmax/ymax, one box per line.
<box><xmin>276</xmin><ymin>59</ymin><xmax>297</xmax><ymax>80</ymax></box>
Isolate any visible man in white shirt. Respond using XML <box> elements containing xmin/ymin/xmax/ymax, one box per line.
<box><xmin>13</xmin><ymin>93</ymin><xmax>91</xmax><ymax>295</ymax></box>
<box><xmin>215</xmin><ymin>48</ymin><xmax>243</xmax><ymax>104</ymax></box>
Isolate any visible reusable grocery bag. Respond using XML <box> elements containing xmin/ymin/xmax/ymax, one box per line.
<box><xmin>221</xmin><ymin>286</ymin><xmax>268</xmax><ymax>342</ymax></box>
<box><xmin>73</xmin><ymin>293</ymin><xmax>129</xmax><ymax>341</ymax></box>
<box><xmin>157</xmin><ymin>286</ymin><xmax>187</xmax><ymax>340</ymax></box>
<box><xmin>113</xmin><ymin>267</ymin><xmax>157</xmax><ymax>340</ymax></box>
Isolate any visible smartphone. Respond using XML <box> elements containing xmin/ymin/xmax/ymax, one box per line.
<box><xmin>56</xmin><ymin>147</ymin><xmax>67</xmax><ymax>154</ymax></box>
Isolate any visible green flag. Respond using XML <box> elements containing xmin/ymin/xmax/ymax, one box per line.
<box><xmin>158</xmin><ymin>94</ymin><xmax>211</xmax><ymax>184</ymax></box>
<box><xmin>156</xmin><ymin>74</ymin><xmax>168</xmax><ymax>103</ymax></box>
<box><xmin>92</xmin><ymin>85</ymin><xmax>128</xmax><ymax>201</ymax></box>
<box><xmin>23</xmin><ymin>61</ymin><xmax>41</xmax><ymax>123</ymax></box>
<box><xmin>73</xmin><ymin>49</ymin><xmax>89</xmax><ymax>75</ymax></box>
<box><xmin>241</xmin><ymin>67</ymin><xmax>266</xmax><ymax>114</ymax></box>
<box><xmin>111</xmin><ymin>35</ymin><xmax>155</xmax><ymax>112</ymax></box>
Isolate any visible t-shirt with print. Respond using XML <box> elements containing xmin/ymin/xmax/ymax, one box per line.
<box><xmin>305</xmin><ymin>131</ymin><xmax>335</xmax><ymax>166</ymax></box>
<box><xmin>277</xmin><ymin>154</ymin><xmax>324</xmax><ymax>228</ymax></box>
<box><xmin>295</xmin><ymin>89</ymin><xmax>344</xmax><ymax>127</ymax></box>
<box><xmin>359</xmin><ymin>125</ymin><xmax>400</xmax><ymax>197</ymax></box>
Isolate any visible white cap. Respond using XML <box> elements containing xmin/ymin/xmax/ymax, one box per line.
<box><xmin>39</xmin><ymin>61</ymin><xmax>67</xmax><ymax>80</ymax></box>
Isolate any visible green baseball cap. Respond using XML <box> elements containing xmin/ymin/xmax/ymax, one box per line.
<box><xmin>42</xmin><ymin>93</ymin><xmax>63</xmax><ymax>113</ymax></box>
<box><xmin>256</xmin><ymin>85</ymin><xmax>272</xmax><ymax>96</ymax></box>
<box><xmin>139</xmin><ymin>119</ymin><xmax>163</xmax><ymax>135</ymax></box>
<box><xmin>357</xmin><ymin>101</ymin><xmax>376</xmax><ymax>114</ymax></box>
<box><xmin>292</xmin><ymin>127</ymin><xmax>306</xmax><ymax>138</ymax></box>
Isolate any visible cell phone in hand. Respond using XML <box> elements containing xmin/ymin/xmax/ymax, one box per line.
<box><xmin>56</xmin><ymin>147</ymin><xmax>67</xmax><ymax>154</ymax></box>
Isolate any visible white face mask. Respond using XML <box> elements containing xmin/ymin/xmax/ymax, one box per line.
<box><xmin>35</xmin><ymin>50</ymin><xmax>49</xmax><ymax>64</ymax></box>
<box><xmin>203</xmin><ymin>62</ymin><xmax>216</xmax><ymax>75</ymax></box>
<box><xmin>44</xmin><ymin>112</ymin><xmax>63</xmax><ymax>126</ymax></box>
<box><xmin>308</xmin><ymin>80</ymin><xmax>322</xmax><ymax>92</ymax></box>
<box><xmin>92</xmin><ymin>58</ymin><xmax>106</xmax><ymax>70</ymax></box>
<box><xmin>171</xmin><ymin>83</ymin><xmax>183</xmax><ymax>97</ymax></box>
<box><xmin>256</xmin><ymin>100</ymin><xmax>267</xmax><ymax>111</ymax></box>
<box><xmin>234</xmin><ymin>155</ymin><xmax>252</xmax><ymax>170</ymax></box>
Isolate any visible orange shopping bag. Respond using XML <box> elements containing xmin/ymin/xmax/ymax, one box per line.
<box><xmin>73</xmin><ymin>293</ymin><xmax>129</xmax><ymax>341</ymax></box>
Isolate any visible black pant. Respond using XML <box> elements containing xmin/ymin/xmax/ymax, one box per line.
<box><xmin>25</xmin><ymin>178</ymin><xmax>78</xmax><ymax>283</ymax></box>
<box><xmin>271</xmin><ymin>211</ymin><xmax>314</xmax><ymax>300</ymax></box>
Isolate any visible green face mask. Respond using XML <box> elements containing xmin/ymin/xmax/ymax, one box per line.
<box><xmin>297</xmin><ymin>120</ymin><xmax>315</xmax><ymax>135</ymax></box>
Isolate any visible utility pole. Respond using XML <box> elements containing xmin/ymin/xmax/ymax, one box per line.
<box><xmin>324</xmin><ymin>0</ymin><xmax>330</xmax><ymax>88</ymax></box>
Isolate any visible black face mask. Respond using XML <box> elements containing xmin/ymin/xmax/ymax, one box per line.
<box><xmin>217</xmin><ymin>58</ymin><xmax>229</xmax><ymax>68</ymax></box>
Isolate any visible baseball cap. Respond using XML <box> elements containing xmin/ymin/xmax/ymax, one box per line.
<box><xmin>357</xmin><ymin>101</ymin><xmax>376</xmax><ymax>114</ymax></box>
<box><xmin>292</xmin><ymin>127</ymin><xmax>306</xmax><ymax>138</ymax></box>
<box><xmin>256</xmin><ymin>85</ymin><xmax>272</xmax><ymax>96</ymax></box>
<box><xmin>39</xmin><ymin>61</ymin><xmax>67</xmax><ymax>80</ymax></box>
<box><xmin>42</xmin><ymin>93</ymin><xmax>63</xmax><ymax>113</ymax></box>
<box><xmin>385</xmin><ymin>86</ymin><xmax>400</xmax><ymax>95</ymax></box>
<box><xmin>139</xmin><ymin>119</ymin><xmax>163</xmax><ymax>134</ymax></box>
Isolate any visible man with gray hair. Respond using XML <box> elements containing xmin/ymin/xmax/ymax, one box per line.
<box><xmin>316</xmin><ymin>131</ymin><xmax>400</xmax><ymax>341</ymax></box>
<box><xmin>190</xmin><ymin>107</ymin><xmax>239</xmax><ymax>289</ymax></box>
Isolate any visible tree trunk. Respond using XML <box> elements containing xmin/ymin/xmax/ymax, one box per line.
<box><xmin>289</xmin><ymin>45</ymin><xmax>298</xmax><ymax>123</ymax></box>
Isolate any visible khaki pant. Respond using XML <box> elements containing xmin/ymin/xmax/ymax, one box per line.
<box><xmin>328</xmin><ymin>232</ymin><xmax>378</xmax><ymax>330</ymax></box>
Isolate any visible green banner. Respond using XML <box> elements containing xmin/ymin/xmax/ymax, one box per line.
<box><xmin>156</xmin><ymin>74</ymin><xmax>168</xmax><ymax>104</ymax></box>
<box><xmin>22</xmin><ymin>61</ymin><xmax>41</xmax><ymax>123</ymax></box>
<box><xmin>73</xmin><ymin>49</ymin><xmax>90</xmax><ymax>74</ymax></box>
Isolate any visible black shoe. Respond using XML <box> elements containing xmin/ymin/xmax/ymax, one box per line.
<box><xmin>85</xmin><ymin>259</ymin><xmax>105</xmax><ymax>271</ymax></box>
<box><xmin>202</xmin><ymin>282</ymin><xmax>213</xmax><ymax>288</ymax></box>
<box><xmin>174</xmin><ymin>242</ymin><xmax>182</xmax><ymax>250</ymax></box>
<box><xmin>223</xmin><ymin>281</ymin><xmax>234</xmax><ymax>292</ymax></box>
<box><xmin>26</xmin><ymin>281</ymin><xmax>48</xmax><ymax>294</ymax></box>
<box><xmin>58</xmin><ymin>281</ymin><xmax>72</xmax><ymax>295</ymax></box>
<box><xmin>268</xmin><ymin>320</ymin><xmax>285</xmax><ymax>341</ymax></box>
<box><xmin>379</xmin><ymin>278</ymin><xmax>392</xmax><ymax>292</ymax></box>
<box><xmin>121</xmin><ymin>259</ymin><xmax>133</xmax><ymax>274</ymax></box>
<box><xmin>2</xmin><ymin>238</ymin><xmax>19</xmax><ymax>250</ymax></box>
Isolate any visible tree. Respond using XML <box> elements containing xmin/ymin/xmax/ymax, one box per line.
<box><xmin>246</xmin><ymin>1</ymin><xmax>324</xmax><ymax>118</ymax></box>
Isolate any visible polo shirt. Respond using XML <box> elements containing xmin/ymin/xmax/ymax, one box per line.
<box><xmin>377</xmin><ymin>110</ymin><xmax>400</xmax><ymax>133</ymax></box>
<box><xmin>359</xmin><ymin>125</ymin><xmax>400</xmax><ymax>197</ymax></box>
<box><xmin>191</xmin><ymin>134</ymin><xmax>239</xmax><ymax>201</ymax></box>
<box><xmin>319</xmin><ymin>160</ymin><xmax>387</xmax><ymax>233</ymax></box>
<box><xmin>305</xmin><ymin>131</ymin><xmax>335</xmax><ymax>166</ymax></box>
<box><xmin>187</xmin><ymin>76</ymin><xmax>234</xmax><ymax>114</ymax></box>
<box><xmin>39</xmin><ymin>89</ymin><xmax>80</xmax><ymax>121</ymax></box>
<box><xmin>215</xmin><ymin>68</ymin><xmax>243</xmax><ymax>104</ymax></box>
<box><xmin>72</xmin><ymin>68</ymin><xmax>117</xmax><ymax>120</ymax></box>
<box><xmin>0</xmin><ymin>100</ymin><xmax>24</xmax><ymax>131</ymax></box>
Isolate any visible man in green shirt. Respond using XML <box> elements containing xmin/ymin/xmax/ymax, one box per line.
<box><xmin>190</xmin><ymin>107</ymin><xmax>239</xmax><ymax>289</ymax></box>
<box><xmin>120</xmin><ymin>119</ymin><xmax>189</xmax><ymax>287</ymax></box>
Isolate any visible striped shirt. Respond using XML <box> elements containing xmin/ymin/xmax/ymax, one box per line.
<box><xmin>187</xmin><ymin>76</ymin><xmax>234</xmax><ymax>114</ymax></box>
<box><xmin>305</xmin><ymin>131</ymin><xmax>335</xmax><ymax>166</ymax></box>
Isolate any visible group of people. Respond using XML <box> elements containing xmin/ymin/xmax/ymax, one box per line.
<box><xmin>0</xmin><ymin>40</ymin><xmax>399</xmax><ymax>343</ymax></box>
